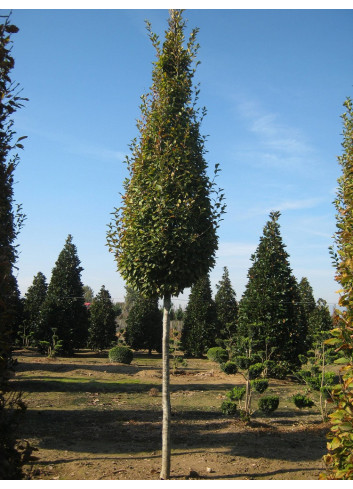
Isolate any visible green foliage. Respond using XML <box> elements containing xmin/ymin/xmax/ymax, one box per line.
<box><xmin>248</xmin><ymin>363</ymin><xmax>264</xmax><ymax>380</ymax></box>
<box><xmin>83</xmin><ymin>285</ymin><xmax>94</xmax><ymax>303</ymax></box>
<box><xmin>38</xmin><ymin>235</ymin><xmax>89</xmax><ymax>355</ymax></box>
<box><xmin>108</xmin><ymin>345</ymin><xmax>133</xmax><ymax>364</ymax></box>
<box><xmin>88</xmin><ymin>286</ymin><xmax>117</xmax><ymax>351</ymax></box>
<box><xmin>221</xmin><ymin>400</ymin><xmax>237</xmax><ymax>416</ymax></box>
<box><xmin>21</xmin><ymin>272</ymin><xmax>47</xmax><ymax>346</ymax></box>
<box><xmin>106</xmin><ymin>10</ymin><xmax>225</xmax><ymax>299</ymax></box>
<box><xmin>258</xmin><ymin>396</ymin><xmax>279</xmax><ymax>414</ymax></box>
<box><xmin>125</xmin><ymin>293</ymin><xmax>162</xmax><ymax>354</ymax></box>
<box><xmin>215</xmin><ymin>266</ymin><xmax>238</xmax><ymax>339</ymax></box>
<box><xmin>292</xmin><ymin>393</ymin><xmax>314</xmax><ymax>409</ymax></box>
<box><xmin>206</xmin><ymin>347</ymin><xmax>228</xmax><ymax>364</ymax></box>
<box><xmin>180</xmin><ymin>274</ymin><xmax>218</xmax><ymax>357</ymax></box>
<box><xmin>251</xmin><ymin>378</ymin><xmax>269</xmax><ymax>394</ymax></box>
<box><xmin>237</xmin><ymin>212</ymin><xmax>304</xmax><ymax>366</ymax></box>
<box><xmin>0</xmin><ymin>13</ymin><xmax>32</xmax><ymax>479</ymax></box>
<box><xmin>221</xmin><ymin>361</ymin><xmax>238</xmax><ymax>375</ymax></box>
<box><xmin>322</xmin><ymin>97</ymin><xmax>353</xmax><ymax>480</ymax></box>
<box><xmin>234</xmin><ymin>356</ymin><xmax>251</xmax><ymax>370</ymax></box>
<box><xmin>226</xmin><ymin>386</ymin><xmax>246</xmax><ymax>401</ymax></box>
<box><xmin>263</xmin><ymin>359</ymin><xmax>290</xmax><ymax>379</ymax></box>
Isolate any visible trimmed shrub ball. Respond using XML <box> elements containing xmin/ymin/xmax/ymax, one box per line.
<box><xmin>109</xmin><ymin>345</ymin><xmax>133</xmax><ymax>364</ymax></box>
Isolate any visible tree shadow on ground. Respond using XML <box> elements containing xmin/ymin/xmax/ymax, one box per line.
<box><xmin>18</xmin><ymin>406</ymin><xmax>329</xmax><ymax>464</ymax></box>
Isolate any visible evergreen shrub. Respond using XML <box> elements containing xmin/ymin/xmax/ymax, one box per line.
<box><xmin>258</xmin><ymin>396</ymin><xmax>279</xmax><ymax>414</ymax></box>
<box><xmin>249</xmin><ymin>363</ymin><xmax>264</xmax><ymax>379</ymax></box>
<box><xmin>207</xmin><ymin>347</ymin><xmax>228</xmax><ymax>364</ymax></box>
<box><xmin>292</xmin><ymin>393</ymin><xmax>314</xmax><ymax>409</ymax></box>
<box><xmin>108</xmin><ymin>345</ymin><xmax>133</xmax><ymax>364</ymax></box>
<box><xmin>251</xmin><ymin>378</ymin><xmax>269</xmax><ymax>393</ymax></box>
<box><xmin>221</xmin><ymin>361</ymin><xmax>238</xmax><ymax>374</ymax></box>
<box><xmin>226</xmin><ymin>386</ymin><xmax>246</xmax><ymax>401</ymax></box>
<box><xmin>221</xmin><ymin>400</ymin><xmax>237</xmax><ymax>416</ymax></box>
<box><xmin>234</xmin><ymin>356</ymin><xmax>250</xmax><ymax>370</ymax></box>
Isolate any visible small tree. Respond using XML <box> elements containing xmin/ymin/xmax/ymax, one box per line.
<box><xmin>83</xmin><ymin>285</ymin><xmax>94</xmax><ymax>303</ymax></box>
<box><xmin>38</xmin><ymin>235</ymin><xmax>89</xmax><ymax>355</ymax></box>
<box><xmin>215</xmin><ymin>266</ymin><xmax>238</xmax><ymax>342</ymax></box>
<box><xmin>107</xmin><ymin>10</ymin><xmax>224</xmax><ymax>478</ymax></box>
<box><xmin>88</xmin><ymin>285</ymin><xmax>117</xmax><ymax>351</ymax></box>
<box><xmin>181</xmin><ymin>274</ymin><xmax>218</xmax><ymax>357</ymax></box>
<box><xmin>22</xmin><ymin>272</ymin><xmax>47</xmax><ymax>346</ymax></box>
<box><xmin>125</xmin><ymin>294</ymin><xmax>162</xmax><ymax>354</ymax></box>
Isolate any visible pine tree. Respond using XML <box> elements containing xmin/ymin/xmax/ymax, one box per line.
<box><xmin>237</xmin><ymin>211</ymin><xmax>304</xmax><ymax>366</ymax></box>
<box><xmin>215</xmin><ymin>266</ymin><xmax>238</xmax><ymax>340</ymax></box>
<box><xmin>181</xmin><ymin>274</ymin><xmax>217</xmax><ymax>357</ymax></box>
<box><xmin>38</xmin><ymin>235</ymin><xmax>89</xmax><ymax>355</ymax></box>
<box><xmin>22</xmin><ymin>272</ymin><xmax>47</xmax><ymax>345</ymax></box>
<box><xmin>125</xmin><ymin>294</ymin><xmax>162</xmax><ymax>354</ymax></box>
<box><xmin>106</xmin><ymin>9</ymin><xmax>224</xmax><ymax>479</ymax></box>
<box><xmin>88</xmin><ymin>285</ymin><xmax>117</xmax><ymax>351</ymax></box>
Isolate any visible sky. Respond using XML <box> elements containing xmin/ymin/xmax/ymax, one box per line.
<box><xmin>2</xmin><ymin>5</ymin><xmax>353</xmax><ymax>308</ymax></box>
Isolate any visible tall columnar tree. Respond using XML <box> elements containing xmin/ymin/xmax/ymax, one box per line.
<box><xmin>88</xmin><ymin>285</ymin><xmax>117</xmax><ymax>351</ymax></box>
<box><xmin>298</xmin><ymin>276</ymin><xmax>316</xmax><ymax>350</ymax></box>
<box><xmin>125</xmin><ymin>294</ymin><xmax>162</xmax><ymax>354</ymax></box>
<box><xmin>22</xmin><ymin>271</ymin><xmax>47</xmax><ymax>345</ymax></box>
<box><xmin>38</xmin><ymin>235</ymin><xmax>89</xmax><ymax>355</ymax></box>
<box><xmin>107</xmin><ymin>10</ymin><xmax>224</xmax><ymax>479</ymax></box>
<box><xmin>215</xmin><ymin>266</ymin><xmax>238</xmax><ymax>340</ymax></box>
<box><xmin>307</xmin><ymin>298</ymin><xmax>333</xmax><ymax>348</ymax></box>
<box><xmin>322</xmin><ymin>98</ymin><xmax>353</xmax><ymax>480</ymax></box>
<box><xmin>0</xmin><ymin>13</ymin><xmax>30</xmax><ymax>479</ymax></box>
<box><xmin>237</xmin><ymin>211</ymin><xmax>304</xmax><ymax>366</ymax></box>
<box><xmin>181</xmin><ymin>274</ymin><xmax>218</xmax><ymax>357</ymax></box>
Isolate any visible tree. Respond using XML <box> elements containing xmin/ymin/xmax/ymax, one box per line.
<box><xmin>298</xmin><ymin>277</ymin><xmax>316</xmax><ymax>350</ymax></box>
<box><xmin>181</xmin><ymin>274</ymin><xmax>217</xmax><ymax>357</ymax></box>
<box><xmin>88</xmin><ymin>285</ymin><xmax>117</xmax><ymax>351</ymax></box>
<box><xmin>107</xmin><ymin>10</ymin><xmax>224</xmax><ymax>479</ymax></box>
<box><xmin>38</xmin><ymin>235</ymin><xmax>89</xmax><ymax>355</ymax></box>
<box><xmin>83</xmin><ymin>285</ymin><xmax>94</xmax><ymax>303</ymax></box>
<box><xmin>307</xmin><ymin>298</ymin><xmax>333</xmax><ymax>352</ymax></box>
<box><xmin>125</xmin><ymin>294</ymin><xmax>162</xmax><ymax>354</ymax></box>
<box><xmin>237</xmin><ymin>211</ymin><xmax>304</xmax><ymax>366</ymax></box>
<box><xmin>321</xmin><ymin>98</ymin><xmax>353</xmax><ymax>480</ymax></box>
<box><xmin>22</xmin><ymin>272</ymin><xmax>47</xmax><ymax>346</ymax></box>
<box><xmin>215</xmin><ymin>266</ymin><xmax>238</xmax><ymax>341</ymax></box>
<box><xmin>0</xmin><ymin>13</ymin><xmax>31</xmax><ymax>479</ymax></box>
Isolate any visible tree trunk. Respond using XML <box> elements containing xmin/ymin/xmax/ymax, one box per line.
<box><xmin>160</xmin><ymin>293</ymin><xmax>171</xmax><ymax>480</ymax></box>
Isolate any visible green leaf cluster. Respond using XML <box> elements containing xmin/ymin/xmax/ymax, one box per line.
<box><xmin>107</xmin><ymin>10</ymin><xmax>225</xmax><ymax>298</ymax></box>
<box><xmin>322</xmin><ymin>98</ymin><xmax>353</xmax><ymax>480</ymax></box>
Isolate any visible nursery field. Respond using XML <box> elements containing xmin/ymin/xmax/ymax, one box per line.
<box><xmin>11</xmin><ymin>349</ymin><xmax>332</xmax><ymax>480</ymax></box>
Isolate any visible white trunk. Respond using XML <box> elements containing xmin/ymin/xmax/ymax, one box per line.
<box><xmin>160</xmin><ymin>294</ymin><xmax>171</xmax><ymax>480</ymax></box>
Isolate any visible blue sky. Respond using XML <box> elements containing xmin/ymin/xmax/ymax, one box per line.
<box><xmin>3</xmin><ymin>7</ymin><xmax>353</xmax><ymax>307</ymax></box>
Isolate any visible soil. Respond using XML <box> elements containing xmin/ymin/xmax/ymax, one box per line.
<box><xmin>11</xmin><ymin>349</ymin><xmax>331</xmax><ymax>480</ymax></box>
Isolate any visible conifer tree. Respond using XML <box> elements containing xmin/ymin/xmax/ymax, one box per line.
<box><xmin>298</xmin><ymin>276</ymin><xmax>316</xmax><ymax>350</ymax></box>
<box><xmin>181</xmin><ymin>274</ymin><xmax>217</xmax><ymax>357</ymax></box>
<box><xmin>107</xmin><ymin>10</ymin><xmax>224</xmax><ymax>478</ymax></box>
<box><xmin>237</xmin><ymin>211</ymin><xmax>304</xmax><ymax>366</ymax></box>
<box><xmin>215</xmin><ymin>266</ymin><xmax>238</xmax><ymax>340</ymax></box>
<box><xmin>125</xmin><ymin>294</ymin><xmax>162</xmax><ymax>354</ymax></box>
<box><xmin>38</xmin><ymin>235</ymin><xmax>89</xmax><ymax>354</ymax></box>
<box><xmin>88</xmin><ymin>285</ymin><xmax>117</xmax><ymax>351</ymax></box>
<box><xmin>22</xmin><ymin>272</ymin><xmax>47</xmax><ymax>345</ymax></box>
<box><xmin>308</xmin><ymin>298</ymin><xmax>333</xmax><ymax>348</ymax></box>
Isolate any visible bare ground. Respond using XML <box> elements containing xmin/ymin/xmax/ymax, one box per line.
<box><xmin>11</xmin><ymin>349</ymin><xmax>330</xmax><ymax>480</ymax></box>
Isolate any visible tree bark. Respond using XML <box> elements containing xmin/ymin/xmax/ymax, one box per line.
<box><xmin>160</xmin><ymin>293</ymin><xmax>171</xmax><ymax>480</ymax></box>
